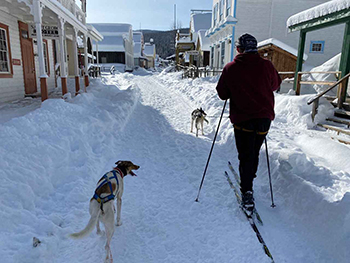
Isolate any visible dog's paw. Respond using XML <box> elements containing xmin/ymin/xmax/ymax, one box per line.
<box><xmin>116</xmin><ymin>221</ymin><xmax>123</xmax><ymax>226</ymax></box>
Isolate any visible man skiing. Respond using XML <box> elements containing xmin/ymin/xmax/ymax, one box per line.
<box><xmin>216</xmin><ymin>33</ymin><xmax>281</xmax><ymax>212</ymax></box>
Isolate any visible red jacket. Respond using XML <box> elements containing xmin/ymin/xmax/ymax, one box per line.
<box><xmin>216</xmin><ymin>53</ymin><xmax>281</xmax><ymax>124</ymax></box>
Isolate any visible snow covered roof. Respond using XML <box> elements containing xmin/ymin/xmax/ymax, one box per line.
<box><xmin>258</xmin><ymin>38</ymin><xmax>308</xmax><ymax>60</ymax></box>
<box><xmin>91</xmin><ymin>23</ymin><xmax>132</xmax><ymax>35</ymax></box>
<box><xmin>176</xmin><ymin>33</ymin><xmax>194</xmax><ymax>44</ymax></box>
<box><xmin>95</xmin><ymin>35</ymin><xmax>125</xmax><ymax>52</ymax></box>
<box><xmin>287</xmin><ymin>0</ymin><xmax>350</xmax><ymax>28</ymax></box>
<box><xmin>190</xmin><ymin>13</ymin><xmax>212</xmax><ymax>32</ymax></box>
<box><xmin>197</xmin><ymin>30</ymin><xmax>211</xmax><ymax>51</ymax></box>
<box><xmin>87</xmin><ymin>24</ymin><xmax>104</xmax><ymax>41</ymax></box>
<box><xmin>144</xmin><ymin>44</ymin><xmax>155</xmax><ymax>56</ymax></box>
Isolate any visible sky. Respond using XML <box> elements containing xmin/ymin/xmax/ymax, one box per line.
<box><xmin>86</xmin><ymin>0</ymin><xmax>212</xmax><ymax>31</ymax></box>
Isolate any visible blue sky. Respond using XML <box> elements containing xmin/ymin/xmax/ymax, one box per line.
<box><xmin>87</xmin><ymin>0</ymin><xmax>212</xmax><ymax>31</ymax></box>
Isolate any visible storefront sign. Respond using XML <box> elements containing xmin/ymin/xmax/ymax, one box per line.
<box><xmin>186</xmin><ymin>51</ymin><xmax>199</xmax><ymax>56</ymax></box>
<box><xmin>12</xmin><ymin>59</ymin><xmax>21</xmax><ymax>66</ymax></box>
<box><xmin>29</xmin><ymin>24</ymin><xmax>59</xmax><ymax>39</ymax></box>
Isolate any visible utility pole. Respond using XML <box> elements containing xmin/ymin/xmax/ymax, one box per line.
<box><xmin>174</xmin><ymin>4</ymin><xmax>177</xmax><ymax>30</ymax></box>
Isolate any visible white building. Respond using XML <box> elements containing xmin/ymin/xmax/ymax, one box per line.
<box><xmin>133</xmin><ymin>31</ymin><xmax>146</xmax><ymax>68</ymax></box>
<box><xmin>190</xmin><ymin>10</ymin><xmax>212</xmax><ymax>67</ymax></box>
<box><xmin>91</xmin><ymin>23</ymin><xmax>134</xmax><ymax>72</ymax></box>
<box><xmin>0</xmin><ymin>0</ymin><xmax>102</xmax><ymax>103</ymax></box>
<box><xmin>206</xmin><ymin>0</ymin><xmax>345</xmax><ymax>69</ymax></box>
<box><xmin>143</xmin><ymin>42</ymin><xmax>156</xmax><ymax>69</ymax></box>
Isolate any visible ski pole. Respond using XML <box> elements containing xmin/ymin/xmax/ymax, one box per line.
<box><xmin>264</xmin><ymin>137</ymin><xmax>276</xmax><ymax>208</ymax></box>
<box><xmin>195</xmin><ymin>100</ymin><xmax>227</xmax><ymax>202</ymax></box>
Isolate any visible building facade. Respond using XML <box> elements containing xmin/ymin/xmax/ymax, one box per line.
<box><xmin>144</xmin><ymin>42</ymin><xmax>156</xmax><ymax>69</ymax></box>
<box><xmin>133</xmin><ymin>31</ymin><xmax>146</xmax><ymax>68</ymax></box>
<box><xmin>0</xmin><ymin>0</ymin><xmax>102</xmax><ymax>103</ymax></box>
<box><xmin>206</xmin><ymin>0</ymin><xmax>345</xmax><ymax>69</ymax></box>
<box><xmin>91</xmin><ymin>23</ymin><xmax>134</xmax><ymax>72</ymax></box>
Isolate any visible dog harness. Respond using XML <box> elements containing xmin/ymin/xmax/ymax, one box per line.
<box><xmin>233</xmin><ymin>124</ymin><xmax>268</xmax><ymax>135</ymax></box>
<box><xmin>93</xmin><ymin>168</ymin><xmax>123</xmax><ymax>211</ymax></box>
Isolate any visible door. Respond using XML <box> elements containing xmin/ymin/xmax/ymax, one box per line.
<box><xmin>19</xmin><ymin>21</ymin><xmax>37</xmax><ymax>94</ymax></box>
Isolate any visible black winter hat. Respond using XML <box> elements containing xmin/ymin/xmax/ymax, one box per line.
<box><xmin>235</xmin><ymin>33</ymin><xmax>258</xmax><ymax>53</ymax></box>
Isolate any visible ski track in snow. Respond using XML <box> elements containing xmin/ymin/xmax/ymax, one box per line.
<box><xmin>0</xmin><ymin>70</ymin><xmax>349</xmax><ymax>263</ymax></box>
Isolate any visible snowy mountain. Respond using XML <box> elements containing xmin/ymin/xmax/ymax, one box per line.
<box><xmin>0</xmin><ymin>69</ymin><xmax>349</xmax><ymax>262</ymax></box>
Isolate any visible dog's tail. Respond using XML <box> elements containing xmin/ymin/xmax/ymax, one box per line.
<box><xmin>70</xmin><ymin>200</ymin><xmax>101</xmax><ymax>239</ymax></box>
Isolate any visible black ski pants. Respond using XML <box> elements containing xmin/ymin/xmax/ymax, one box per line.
<box><xmin>234</xmin><ymin>118</ymin><xmax>271</xmax><ymax>194</ymax></box>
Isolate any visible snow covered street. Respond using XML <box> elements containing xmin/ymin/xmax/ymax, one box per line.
<box><xmin>0</xmin><ymin>70</ymin><xmax>349</xmax><ymax>262</ymax></box>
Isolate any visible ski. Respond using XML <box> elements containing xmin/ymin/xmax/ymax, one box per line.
<box><xmin>224</xmin><ymin>171</ymin><xmax>274</xmax><ymax>262</ymax></box>
<box><xmin>228</xmin><ymin>161</ymin><xmax>263</xmax><ymax>225</ymax></box>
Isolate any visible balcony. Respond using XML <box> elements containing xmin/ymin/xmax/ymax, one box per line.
<box><xmin>56</xmin><ymin>0</ymin><xmax>86</xmax><ymax>25</ymax></box>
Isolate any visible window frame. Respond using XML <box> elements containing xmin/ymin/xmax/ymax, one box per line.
<box><xmin>219</xmin><ymin>0</ymin><xmax>224</xmax><ymax>21</ymax></box>
<box><xmin>0</xmin><ymin>22</ymin><xmax>13</xmax><ymax>78</ymax></box>
<box><xmin>226</xmin><ymin>0</ymin><xmax>232</xmax><ymax>17</ymax></box>
<box><xmin>213</xmin><ymin>4</ymin><xmax>218</xmax><ymax>26</ymax></box>
<box><xmin>43</xmin><ymin>39</ymin><xmax>50</xmax><ymax>76</ymax></box>
<box><xmin>309</xmin><ymin>40</ymin><xmax>325</xmax><ymax>54</ymax></box>
<box><xmin>221</xmin><ymin>41</ymin><xmax>225</xmax><ymax>68</ymax></box>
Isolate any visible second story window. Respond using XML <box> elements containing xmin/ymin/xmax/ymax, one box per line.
<box><xmin>226</xmin><ymin>0</ymin><xmax>232</xmax><ymax>17</ymax></box>
<box><xmin>213</xmin><ymin>4</ymin><xmax>218</xmax><ymax>26</ymax></box>
<box><xmin>219</xmin><ymin>0</ymin><xmax>224</xmax><ymax>21</ymax></box>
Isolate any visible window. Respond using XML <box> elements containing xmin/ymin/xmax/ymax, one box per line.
<box><xmin>213</xmin><ymin>4</ymin><xmax>218</xmax><ymax>26</ymax></box>
<box><xmin>43</xmin><ymin>40</ymin><xmax>50</xmax><ymax>75</ymax></box>
<box><xmin>219</xmin><ymin>0</ymin><xmax>224</xmax><ymax>21</ymax></box>
<box><xmin>226</xmin><ymin>0</ymin><xmax>231</xmax><ymax>17</ymax></box>
<box><xmin>0</xmin><ymin>23</ymin><xmax>13</xmax><ymax>77</ymax></box>
<box><xmin>221</xmin><ymin>41</ymin><xmax>225</xmax><ymax>68</ymax></box>
<box><xmin>310</xmin><ymin>41</ymin><xmax>325</xmax><ymax>53</ymax></box>
<box><xmin>211</xmin><ymin>46</ymin><xmax>214</xmax><ymax>67</ymax></box>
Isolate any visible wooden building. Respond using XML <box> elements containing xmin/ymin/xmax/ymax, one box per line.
<box><xmin>257</xmin><ymin>38</ymin><xmax>307</xmax><ymax>80</ymax></box>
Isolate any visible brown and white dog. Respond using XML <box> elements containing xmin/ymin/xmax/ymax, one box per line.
<box><xmin>70</xmin><ymin>160</ymin><xmax>140</xmax><ymax>263</ymax></box>
<box><xmin>191</xmin><ymin>107</ymin><xmax>209</xmax><ymax>137</ymax></box>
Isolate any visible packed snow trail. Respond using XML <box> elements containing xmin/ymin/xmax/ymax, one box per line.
<box><xmin>54</xmin><ymin>73</ymin><xmax>270</xmax><ymax>263</ymax></box>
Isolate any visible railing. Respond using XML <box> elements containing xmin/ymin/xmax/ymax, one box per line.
<box><xmin>295</xmin><ymin>71</ymin><xmax>341</xmax><ymax>95</ymax></box>
<box><xmin>56</xmin><ymin>0</ymin><xmax>86</xmax><ymax>24</ymax></box>
<box><xmin>307</xmin><ymin>72</ymin><xmax>350</xmax><ymax>121</ymax></box>
<box><xmin>178</xmin><ymin>65</ymin><xmax>222</xmax><ymax>79</ymax></box>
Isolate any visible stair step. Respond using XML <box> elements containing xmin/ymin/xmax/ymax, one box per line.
<box><xmin>334</xmin><ymin>109</ymin><xmax>350</xmax><ymax>120</ymax></box>
<box><xmin>326</xmin><ymin>117</ymin><xmax>350</xmax><ymax>128</ymax></box>
<box><xmin>317</xmin><ymin>123</ymin><xmax>350</xmax><ymax>136</ymax></box>
<box><xmin>331</xmin><ymin>137</ymin><xmax>350</xmax><ymax>145</ymax></box>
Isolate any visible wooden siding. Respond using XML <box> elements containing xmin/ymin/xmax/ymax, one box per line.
<box><xmin>258</xmin><ymin>44</ymin><xmax>297</xmax><ymax>79</ymax></box>
<box><xmin>0</xmin><ymin>10</ymin><xmax>25</xmax><ymax>103</ymax></box>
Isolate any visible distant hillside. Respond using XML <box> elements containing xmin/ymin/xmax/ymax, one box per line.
<box><xmin>141</xmin><ymin>28</ymin><xmax>189</xmax><ymax>59</ymax></box>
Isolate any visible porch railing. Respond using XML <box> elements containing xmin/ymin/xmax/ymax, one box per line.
<box><xmin>307</xmin><ymin>72</ymin><xmax>350</xmax><ymax>121</ymax></box>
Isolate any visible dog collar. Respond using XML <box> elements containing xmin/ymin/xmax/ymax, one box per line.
<box><xmin>114</xmin><ymin>167</ymin><xmax>125</xmax><ymax>177</ymax></box>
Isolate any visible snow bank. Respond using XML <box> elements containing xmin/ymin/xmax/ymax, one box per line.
<box><xmin>0</xmin><ymin>78</ymin><xmax>140</xmax><ymax>262</ymax></box>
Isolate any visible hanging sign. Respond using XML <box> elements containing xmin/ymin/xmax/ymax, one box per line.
<box><xmin>29</xmin><ymin>24</ymin><xmax>59</xmax><ymax>39</ymax></box>
<box><xmin>186</xmin><ymin>50</ymin><xmax>199</xmax><ymax>56</ymax></box>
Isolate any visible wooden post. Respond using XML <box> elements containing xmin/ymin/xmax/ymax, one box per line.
<box><xmin>338</xmin><ymin>21</ymin><xmax>350</xmax><ymax>107</ymax></box>
<box><xmin>311</xmin><ymin>98</ymin><xmax>319</xmax><ymax>122</ymax></box>
<box><xmin>296</xmin><ymin>73</ymin><xmax>302</xmax><ymax>95</ymax></box>
<box><xmin>58</xmin><ymin>17</ymin><xmax>67</xmax><ymax>95</ymax></box>
<box><xmin>72</xmin><ymin>28</ymin><xmax>80</xmax><ymax>95</ymax></box>
<box><xmin>33</xmin><ymin>0</ymin><xmax>48</xmax><ymax>101</ymax></box>
<box><xmin>294</xmin><ymin>30</ymin><xmax>306</xmax><ymax>94</ymax></box>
